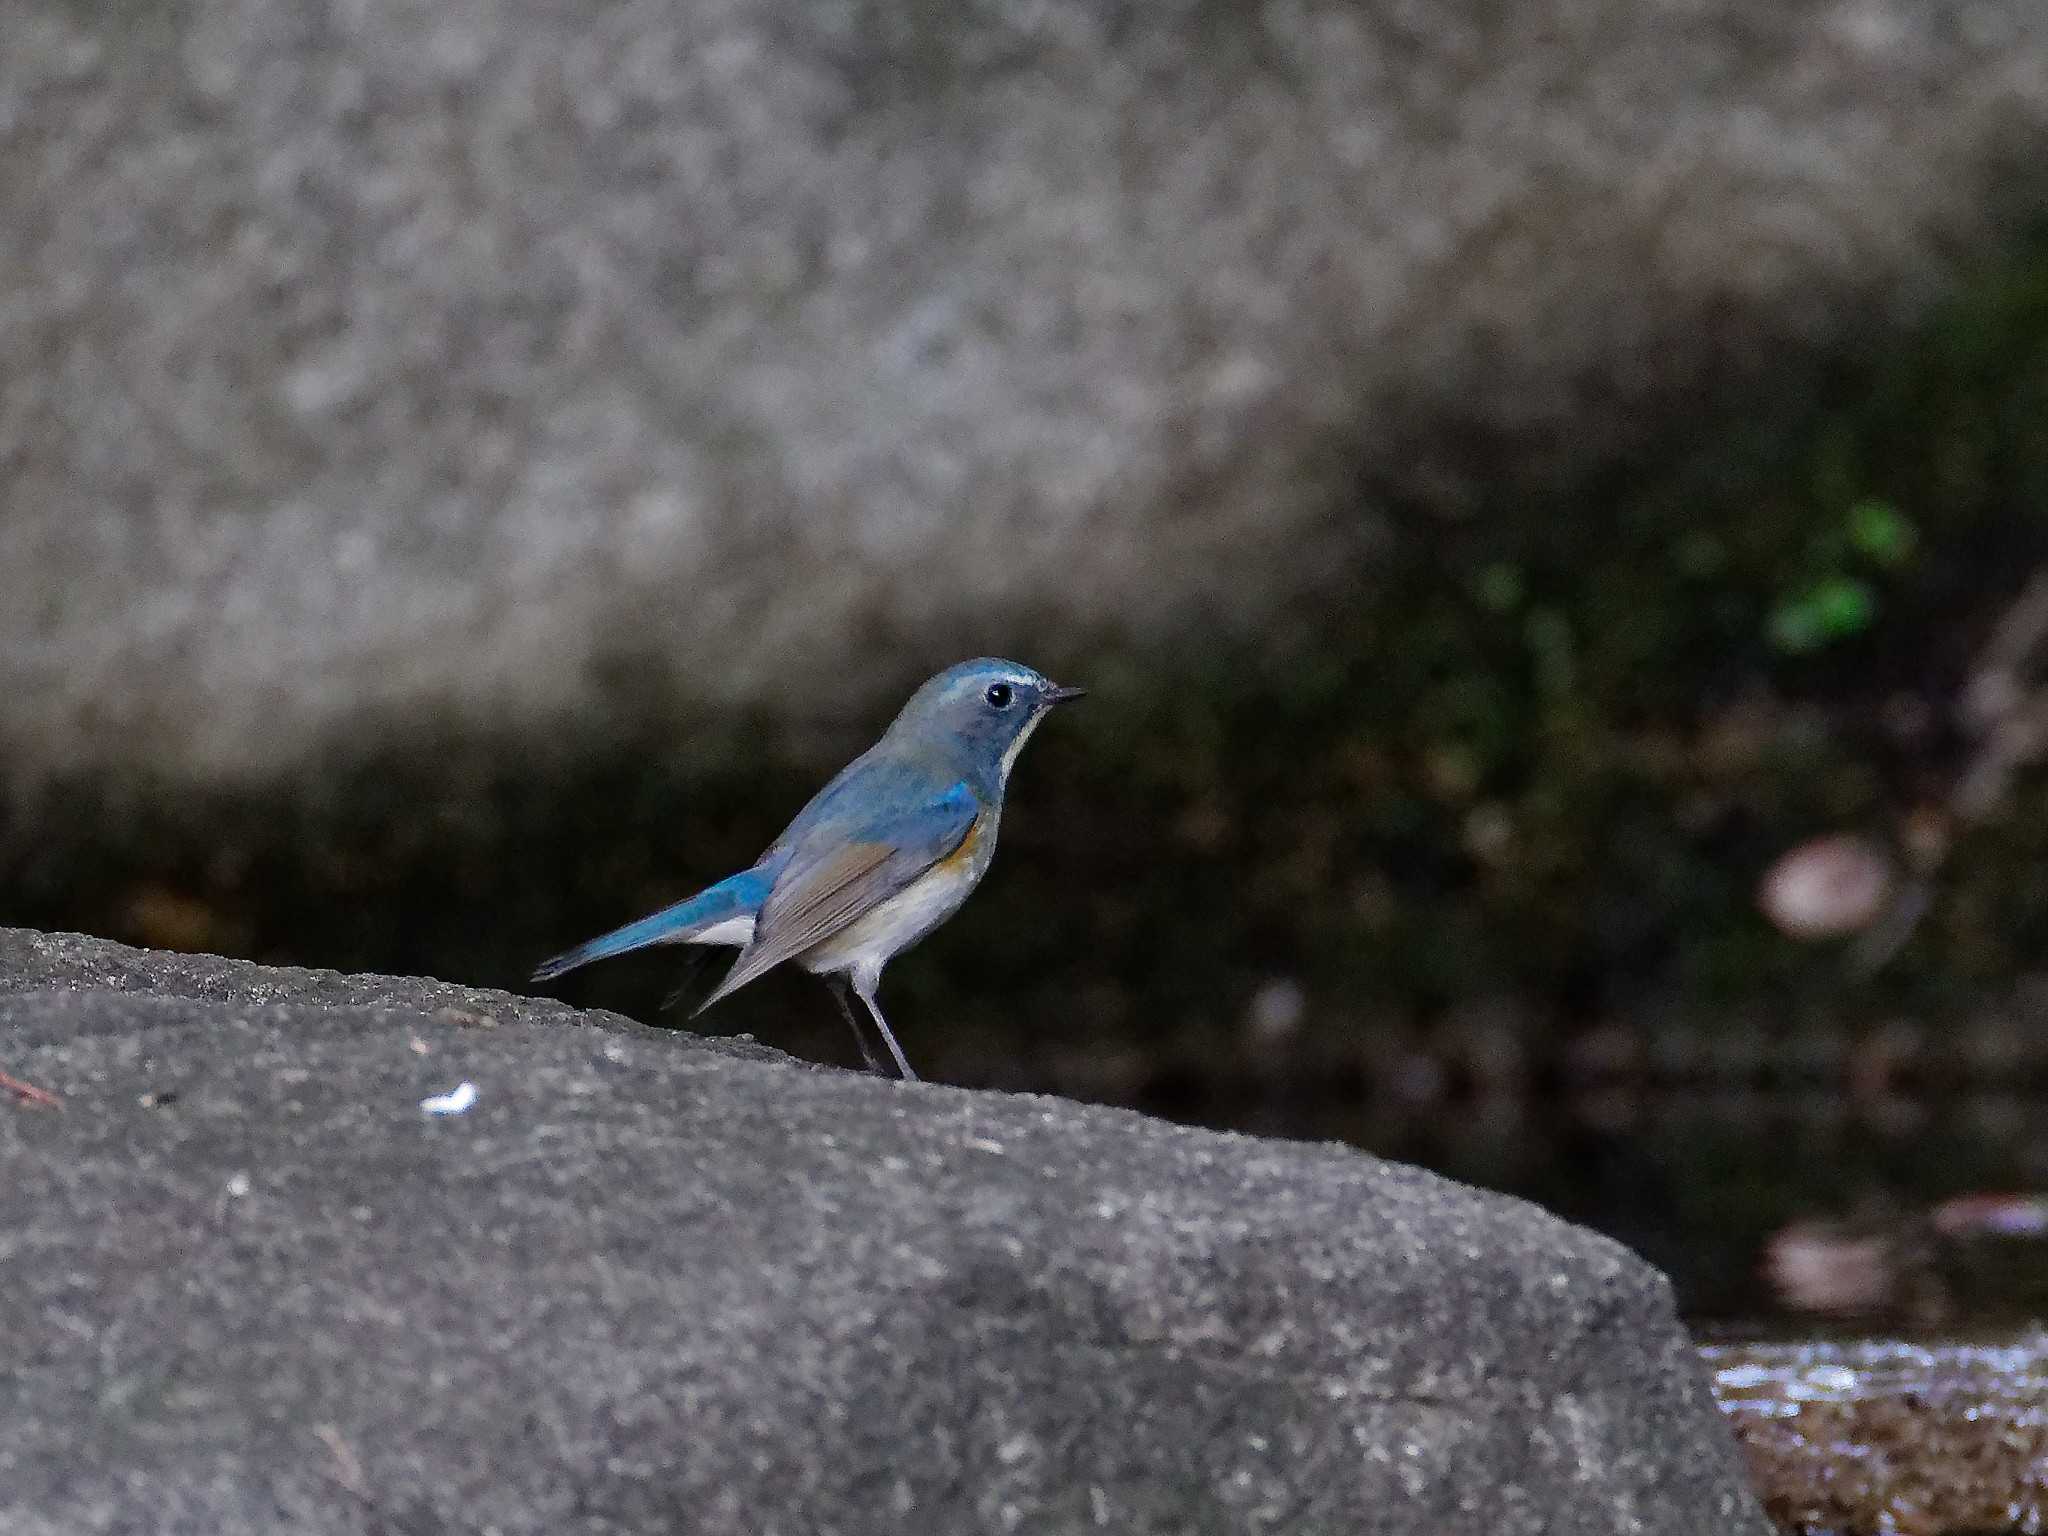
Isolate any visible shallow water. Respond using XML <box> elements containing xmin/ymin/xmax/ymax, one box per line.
<box><xmin>1704</xmin><ymin>1335</ymin><xmax>2048</xmax><ymax>1534</ymax></box>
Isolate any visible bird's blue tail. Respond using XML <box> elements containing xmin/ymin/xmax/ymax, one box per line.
<box><xmin>531</xmin><ymin>868</ymin><xmax>772</xmax><ymax>983</ymax></box>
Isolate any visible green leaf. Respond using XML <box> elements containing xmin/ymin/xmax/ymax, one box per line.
<box><xmin>1811</xmin><ymin>576</ymin><xmax>1877</xmax><ymax>635</ymax></box>
<box><xmin>1770</xmin><ymin>578</ymin><xmax>1879</xmax><ymax>653</ymax></box>
<box><xmin>1847</xmin><ymin>499</ymin><xmax>1916</xmax><ymax>565</ymax></box>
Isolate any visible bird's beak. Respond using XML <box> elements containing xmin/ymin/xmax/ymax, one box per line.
<box><xmin>1044</xmin><ymin>684</ymin><xmax>1088</xmax><ymax>705</ymax></box>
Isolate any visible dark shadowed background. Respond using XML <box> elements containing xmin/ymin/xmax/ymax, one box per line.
<box><xmin>6</xmin><ymin>0</ymin><xmax>2048</xmax><ymax>1322</ymax></box>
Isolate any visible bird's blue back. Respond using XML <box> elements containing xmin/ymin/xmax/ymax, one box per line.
<box><xmin>761</xmin><ymin>740</ymin><xmax>988</xmax><ymax>875</ymax></box>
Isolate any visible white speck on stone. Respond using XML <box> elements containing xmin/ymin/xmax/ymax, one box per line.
<box><xmin>420</xmin><ymin>1081</ymin><xmax>477</xmax><ymax>1116</ymax></box>
<box><xmin>226</xmin><ymin>1173</ymin><xmax>252</xmax><ymax>1199</ymax></box>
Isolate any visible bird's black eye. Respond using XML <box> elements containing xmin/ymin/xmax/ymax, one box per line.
<box><xmin>984</xmin><ymin>682</ymin><xmax>1014</xmax><ymax>709</ymax></box>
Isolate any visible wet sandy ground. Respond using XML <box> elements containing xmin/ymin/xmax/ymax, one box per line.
<box><xmin>1706</xmin><ymin>1336</ymin><xmax>2048</xmax><ymax>1533</ymax></box>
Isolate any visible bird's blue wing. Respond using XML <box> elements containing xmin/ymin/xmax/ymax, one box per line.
<box><xmin>696</xmin><ymin>776</ymin><xmax>980</xmax><ymax>1010</ymax></box>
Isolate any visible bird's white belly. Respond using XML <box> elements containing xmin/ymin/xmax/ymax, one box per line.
<box><xmin>798</xmin><ymin>857</ymin><xmax>983</xmax><ymax>977</ymax></box>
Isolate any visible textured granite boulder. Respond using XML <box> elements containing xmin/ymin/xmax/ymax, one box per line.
<box><xmin>3</xmin><ymin>0</ymin><xmax>2047</xmax><ymax>781</ymax></box>
<box><xmin>0</xmin><ymin>928</ymin><xmax>1766</xmax><ymax>1534</ymax></box>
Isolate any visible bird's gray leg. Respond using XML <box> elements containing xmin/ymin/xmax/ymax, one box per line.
<box><xmin>853</xmin><ymin>969</ymin><xmax>917</xmax><ymax>1082</ymax></box>
<box><xmin>827</xmin><ymin>974</ymin><xmax>887</xmax><ymax>1075</ymax></box>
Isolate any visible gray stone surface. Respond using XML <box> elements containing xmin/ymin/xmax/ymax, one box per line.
<box><xmin>3</xmin><ymin>0</ymin><xmax>2047</xmax><ymax>782</ymax></box>
<box><xmin>0</xmin><ymin>928</ymin><xmax>1767</xmax><ymax>1535</ymax></box>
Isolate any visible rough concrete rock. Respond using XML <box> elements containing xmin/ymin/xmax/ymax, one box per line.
<box><xmin>0</xmin><ymin>928</ymin><xmax>1767</xmax><ymax>1535</ymax></box>
<box><xmin>3</xmin><ymin>0</ymin><xmax>2047</xmax><ymax>781</ymax></box>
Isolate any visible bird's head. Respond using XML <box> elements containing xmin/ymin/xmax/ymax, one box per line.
<box><xmin>884</xmin><ymin>657</ymin><xmax>1085</xmax><ymax>784</ymax></box>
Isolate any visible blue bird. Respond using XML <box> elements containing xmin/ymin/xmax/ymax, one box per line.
<box><xmin>532</xmin><ymin>658</ymin><xmax>1085</xmax><ymax>1080</ymax></box>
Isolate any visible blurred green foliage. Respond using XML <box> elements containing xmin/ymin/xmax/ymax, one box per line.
<box><xmin>956</xmin><ymin>224</ymin><xmax>2048</xmax><ymax>1050</ymax></box>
